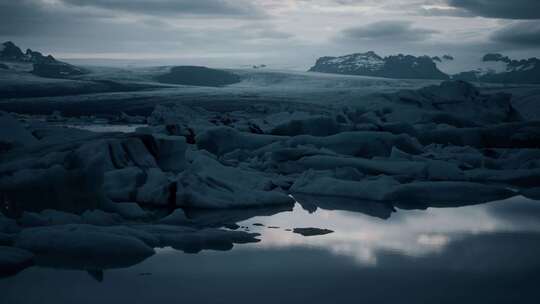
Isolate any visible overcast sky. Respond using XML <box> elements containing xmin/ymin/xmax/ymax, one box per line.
<box><xmin>1</xmin><ymin>0</ymin><xmax>539</xmax><ymax>69</ymax></box>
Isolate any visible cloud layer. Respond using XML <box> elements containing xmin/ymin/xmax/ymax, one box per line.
<box><xmin>448</xmin><ymin>0</ymin><xmax>540</xmax><ymax>19</ymax></box>
<box><xmin>60</xmin><ymin>0</ymin><xmax>263</xmax><ymax>17</ymax></box>
<box><xmin>1</xmin><ymin>0</ymin><xmax>539</xmax><ymax>68</ymax></box>
<box><xmin>341</xmin><ymin>21</ymin><xmax>438</xmax><ymax>42</ymax></box>
<box><xmin>491</xmin><ymin>22</ymin><xmax>540</xmax><ymax>46</ymax></box>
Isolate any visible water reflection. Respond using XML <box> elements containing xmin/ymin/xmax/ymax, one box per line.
<box><xmin>237</xmin><ymin>196</ymin><xmax>540</xmax><ymax>265</ymax></box>
<box><xmin>2</xmin><ymin>196</ymin><xmax>540</xmax><ymax>303</ymax></box>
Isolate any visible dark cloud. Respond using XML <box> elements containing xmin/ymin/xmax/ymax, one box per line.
<box><xmin>0</xmin><ymin>0</ymin><xmax>286</xmax><ymax>56</ymax></box>
<box><xmin>491</xmin><ymin>21</ymin><xmax>540</xmax><ymax>46</ymax></box>
<box><xmin>0</xmin><ymin>0</ymin><xmax>102</xmax><ymax>37</ymax></box>
<box><xmin>60</xmin><ymin>0</ymin><xmax>263</xmax><ymax>17</ymax></box>
<box><xmin>448</xmin><ymin>0</ymin><xmax>540</xmax><ymax>19</ymax></box>
<box><xmin>341</xmin><ymin>21</ymin><xmax>438</xmax><ymax>42</ymax></box>
<box><xmin>0</xmin><ymin>0</ymin><xmax>263</xmax><ymax>38</ymax></box>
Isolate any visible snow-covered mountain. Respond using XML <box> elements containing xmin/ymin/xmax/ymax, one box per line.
<box><xmin>310</xmin><ymin>51</ymin><xmax>539</xmax><ymax>84</ymax></box>
<box><xmin>452</xmin><ymin>54</ymin><xmax>540</xmax><ymax>84</ymax></box>
<box><xmin>309</xmin><ymin>51</ymin><xmax>449</xmax><ymax>80</ymax></box>
<box><xmin>0</xmin><ymin>41</ymin><xmax>87</xmax><ymax>78</ymax></box>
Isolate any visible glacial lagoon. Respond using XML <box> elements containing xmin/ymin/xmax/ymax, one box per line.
<box><xmin>3</xmin><ymin>196</ymin><xmax>540</xmax><ymax>304</ymax></box>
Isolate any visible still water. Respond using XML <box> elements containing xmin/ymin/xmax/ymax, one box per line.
<box><xmin>2</xmin><ymin>196</ymin><xmax>540</xmax><ymax>303</ymax></box>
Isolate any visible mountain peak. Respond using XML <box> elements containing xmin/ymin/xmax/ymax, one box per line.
<box><xmin>0</xmin><ymin>41</ymin><xmax>25</xmax><ymax>60</ymax></box>
<box><xmin>309</xmin><ymin>51</ymin><xmax>448</xmax><ymax>80</ymax></box>
<box><xmin>0</xmin><ymin>41</ymin><xmax>88</xmax><ymax>78</ymax></box>
<box><xmin>454</xmin><ymin>53</ymin><xmax>540</xmax><ymax>84</ymax></box>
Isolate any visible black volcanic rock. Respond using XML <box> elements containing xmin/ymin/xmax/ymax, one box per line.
<box><xmin>309</xmin><ymin>51</ymin><xmax>448</xmax><ymax>80</ymax></box>
<box><xmin>155</xmin><ymin>66</ymin><xmax>241</xmax><ymax>87</ymax></box>
<box><xmin>454</xmin><ymin>54</ymin><xmax>540</xmax><ymax>84</ymax></box>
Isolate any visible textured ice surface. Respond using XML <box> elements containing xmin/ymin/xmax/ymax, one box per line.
<box><xmin>1</xmin><ymin>76</ymin><xmax>540</xmax><ymax>277</ymax></box>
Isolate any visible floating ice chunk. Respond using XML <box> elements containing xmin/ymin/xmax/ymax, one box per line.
<box><xmin>0</xmin><ymin>215</ymin><xmax>19</xmax><ymax>234</ymax></box>
<box><xmin>175</xmin><ymin>152</ymin><xmax>294</xmax><ymax>208</ymax></box>
<box><xmin>107</xmin><ymin>140</ymin><xmax>134</xmax><ymax>168</ymax></box>
<box><xmin>189</xmin><ymin>152</ymin><xmax>277</xmax><ymax>190</ymax></box>
<box><xmin>249</xmin><ymin>111</ymin><xmax>313</xmax><ymax>133</ymax></box>
<box><xmin>292</xmin><ymin>227</ymin><xmax>334</xmax><ymax>236</ymax></box>
<box><xmin>497</xmin><ymin>149</ymin><xmax>540</xmax><ymax>170</ymax></box>
<box><xmin>121</xmin><ymin>137</ymin><xmax>158</xmax><ymax>168</ymax></box>
<box><xmin>158</xmin><ymin>209</ymin><xmax>190</xmax><ymax>226</ymax></box>
<box><xmin>139</xmin><ymin>225</ymin><xmax>260</xmax><ymax>253</ymax></box>
<box><xmin>0</xmin><ymin>233</ymin><xmax>14</xmax><ymax>246</ymax></box>
<box><xmin>153</xmin><ymin>134</ymin><xmax>187</xmax><ymax>172</ymax></box>
<box><xmin>0</xmin><ymin>246</ymin><xmax>34</xmax><ymax>277</ymax></box>
<box><xmin>19</xmin><ymin>212</ymin><xmax>49</xmax><ymax>227</ymax></box>
<box><xmin>176</xmin><ymin>171</ymin><xmax>293</xmax><ymax>208</ymax></box>
<box><xmin>0</xmin><ymin>111</ymin><xmax>37</xmax><ymax>149</ymax></box>
<box><xmin>293</xmin><ymin>194</ymin><xmax>394</xmax><ymax>219</ymax></box>
<box><xmin>420</xmin><ymin>122</ymin><xmax>540</xmax><ymax>148</ymax></box>
<box><xmin>109</xmin><ymin>202</ymin><xmax>149</xmax><ymax>220</ymax></box>
<box><xmin>291</xmin><ymin>172</ymin><xmax>400</xmax><ymax>201</ymax></box>
<box><xmin>82</xmin><ymin>210</ymin><xmax>122</xmax><ymax>226</ymax></box>
<box><xmin>0</xmin><ymin>148</ymin><xmax>105</xmax><ymax>213</ymax></box>
<box><xmin>270</xmin><ymin>116</ymin><xmax>341</xmax><ymax>136</ymax></box>
<box><xmin>41</xmin><ymin>209</ymin><xmax>83</xmax><ymax>225</ymax></box>
<box><xmin>288</xmin><ymin>131</ymin><xmax>423</xmax><ymax>157</ymax></box>
<box><xmin>466</xmin><ymin>168</ymin><xmax>540</xmax><ymax>187</ymax></box>
<box><xmin>118</xmin><ymin>112</ymin><xmax>146</xmax><ymax>124</ymax></box>
<box><xmin>136</xmin><ymin>168</ymin><xmax>171</xmax><ymax>206</ymax></box>
<box><xmin>425</xmin><ymin>160</ymin><xmax>465</xmax><ymax>181</ymax></box>
<box><xmin>284</xmin><ymin>154</ymin><xmax>463</xmax><ymax>181</ymax></box>
<box><xmin>196</xmin><ymin>127</ymin><xmax>283</xmax><ymax>156</ymax></box>
<box><xmin>392</xmin><ymin>81</ymin><xmax>520</xmax><ymax>126</ymax></box>
<box><xmin>103</xmin><ymin>167</ymin><xmax>143</xmax><ymax>202</ymax></box>
<box><xmin>294</xmin><ymin>155</ymin><xmax>427</xmax><ymax>178</ymax></box>
<box><xmin>15</xmin><ymin>225</ymin><xmax>155</xmax><ymax>268</ymax></box>
<box><xmin>187</xmin><ymin>205</ymin><xmax>293</xmax><ymax>228</ymax></box>
<box><xmin>383</xmin><ymin>181</ymin><xmax>515</xmax><ymax>205</ymax></box>
<box><xmin>30</xmin><ymin>125</ymin><xmax>98</xmax><ymax>145</ymax></box>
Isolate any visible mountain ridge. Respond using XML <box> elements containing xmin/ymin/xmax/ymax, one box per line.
<box><xmin>454</xmin><ymin>53</ymin><xmax>540</xmax><ymax>84</ymax></box>
<box><xmin>309</xmin><ymin>51</ymin><xmax>449</xmax><ymax>80</ymax></box>
<box><xmin>0</xmin><ymin>41</ymin><xmax>88</xmax><ymax>78</ymax></box>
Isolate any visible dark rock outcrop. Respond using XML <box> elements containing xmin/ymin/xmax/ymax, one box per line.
<box><xmin>155</xmin><ymin>66</ymin><xmax>241</xmax><ymax>87</ymax></box>
<box><xmin>0</xmin><ymin>41</ymin><xmax>88</xmax><ymax>78</ymax></box>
